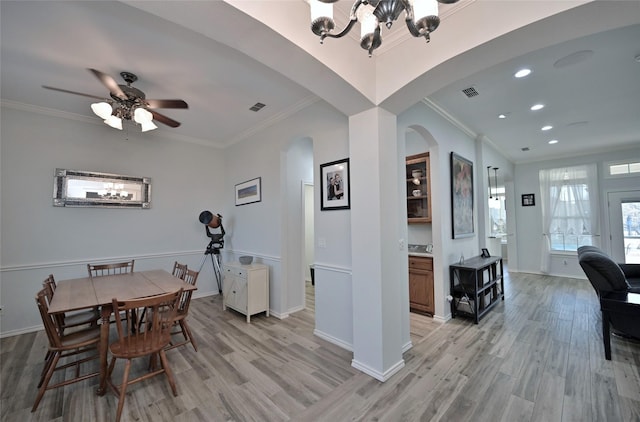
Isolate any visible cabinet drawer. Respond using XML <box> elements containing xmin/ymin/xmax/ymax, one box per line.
<box><xmin>224</xmin><ymin>266</ymin><xmax>247</xmax><ymax>278</ymax></box>
<box><xmin>409</xmin><ymin>257</ymin><xmax>433</xmax><ymax>271</ymax></box>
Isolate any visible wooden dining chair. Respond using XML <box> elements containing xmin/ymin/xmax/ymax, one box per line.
<box><xmin>42</xmin><ymin>274</ymin><xmax>99</xmax><ymax>332</ymax></box>
<box><xmin>32</xmin><ymin>289</ymin><xmax>101</xmax><ymax>412</ymax></box>
<box><xmin>166</xmin><ymin>269</ymin><xmax>199</xmax><ymax>352</ymax></box>
<box><xmin>87</xmin><ymin>260</ymin><xmax>135</xmax><ymax>278</ymax></box>
<box><xmin>106</xmin><ymin>289</ymin><xmax>183</xmax><ymax>422</ymax></box>
<box><xmin>171</xmin><ymin>261</ymin><xmax>188</xmax><ymax>280</ymax></box>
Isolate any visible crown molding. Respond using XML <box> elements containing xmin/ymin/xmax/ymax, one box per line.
<box><xmin>1</xmin><ymin>99</ymin><xmax>100</xmax><ymax>125</ymax></box>
<box><xmin>376</xmin><ymin>0</ymin><xmax>477</xmax><ymax>56</ymax></box>
<box><xmin>420</xmin><ymin>97</ymin><xmax>476</xmax><ymax>139</ymax></box>
<box><xmin>1</xmin><ymin>99</ymin><xmax>227</xmax><ymax>149</ymax></box>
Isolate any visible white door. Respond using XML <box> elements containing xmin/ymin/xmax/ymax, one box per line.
<box><xmin>608</xmin><ymin>190</ymin><xmax>640</xmax><ymax>263</ymax></box>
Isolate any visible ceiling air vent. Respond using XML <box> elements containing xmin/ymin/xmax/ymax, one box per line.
<box><xmin>461</xmin><ymin>86</ymin><xmax>479</xmax><ymax>98</ymax></box>
<box><xmin>521</xmin><ymin>147</ymin><xmax>530</xmax><ymax>151</ymax></box>
<box><xmin>249</xmin><ymin>102</ymin><xmax>266</xmax><ymax>112</ymax></box>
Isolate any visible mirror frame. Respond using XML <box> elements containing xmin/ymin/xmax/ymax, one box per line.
<box><xmin>53</xmin><ymin>168</ymin><xmax>151</xmax><ymax>208</ymax></box>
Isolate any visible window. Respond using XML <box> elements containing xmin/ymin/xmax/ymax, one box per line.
<box><xmin>607</xmin><ymin>160</ymin><xmax>640</xmax><ymax>177</ymax></box>
<box><xmin>539</xmin><ymin>164</ymin><xmax>599</xmax><ymax>264</ymax></box>
<box><xmin>489</xmin><ymin>187</ymin><xmax>507</xmax><ymax>236</ymax></box>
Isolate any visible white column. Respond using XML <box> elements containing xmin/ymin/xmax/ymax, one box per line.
<box><xmin>349</xmin><ymin>107</ymin><xmax>405</xmax><ymax>381</ymax></box>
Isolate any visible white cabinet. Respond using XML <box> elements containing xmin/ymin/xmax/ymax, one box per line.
<box><xmin>222</xmin><ymin>262</ymin><xmax>269</xmax><ymax>323</ymax></box>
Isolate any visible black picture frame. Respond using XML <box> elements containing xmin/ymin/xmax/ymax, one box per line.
<box><xmin>320</xmin><ymin>158</ymin><xmax>350</xmax><ymax>211</ymax></box>
<box><xmin>521</xmin><ymin>193</ymin><xmax>535</xmax><ymax>206</ymax></box>
<box><xmin>450</xmin><ymin>152</ymin><xmax>474</xmax><ymax>238</ymax></box>
<box><xmin>481</xmin><ymin>248</ymin><xmax>491</xmax><ymax>258</ymax></box>
<box><xmin>235</xmin><ymin>177</ymin><xmax>262</xmax><ymax>206</ymax></box>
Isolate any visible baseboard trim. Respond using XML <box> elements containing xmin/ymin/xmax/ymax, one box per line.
<box><xmin>0</xmin><ymin>324</ymin><xmax>42</xmax><ymax>339</ymax></box>
<box><xmin>269</xmin><ymin>310</ymin><xmax>290</xmax><ymax>320</ymax></box>
<box><xmin>313</xmin><ymin>329</ymin><xmax>353</xmax><ymax>351</ymax></box>
<box><xmin>351</xmin><ymin>358</ymin><xmax>405</xmax><ymax>382</ymax></box>
<box><xmin>433</xmin><ymin>314</ymin><xmax>449</xmax><ymax>323</ymax></box>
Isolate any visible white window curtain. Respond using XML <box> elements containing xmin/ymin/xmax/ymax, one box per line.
<box><xmin>539</xmin><ymin>163</ymin><xmax>599</xmax><ymax>273</ymax></box>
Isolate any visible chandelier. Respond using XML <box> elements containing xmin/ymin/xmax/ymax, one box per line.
<box><xmin>309</xmin><ymin>0</ymin><xmax>459</xmax><ymax>56</ymax></box>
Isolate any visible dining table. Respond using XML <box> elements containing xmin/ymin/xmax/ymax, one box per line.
<box><xmin>47</xmin><ymin>269</ymin><xmax>197</xmax><ymax>395</ymax></box>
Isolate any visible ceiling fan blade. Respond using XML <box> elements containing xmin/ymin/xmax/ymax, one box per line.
<box><xmin>42</xmin><ymin>85</ymin><xmax>105</xmax><ymax>100</ymax></box>
<box><xmin>145</xmin><ymin>99</ymin><xmax>189</xmax><ymax>109</ymax></box>
<box><xmin>149</xmin><ymin>110</ymin><xmax>181</xmax><ymax>128</ymax></box>
<box><xmin>88</xmin><ymin>68</ymin><xmax>127</xmax><ymax>100</ymax></box>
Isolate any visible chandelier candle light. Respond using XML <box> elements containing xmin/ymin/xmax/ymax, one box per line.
<box><xmin>309</xmin><ymin>0</ymin><xmax>459</xmax><ymax>56</ymax></box>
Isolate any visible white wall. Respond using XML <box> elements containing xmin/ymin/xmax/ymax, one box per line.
<box><xmin>514</xmin><ymin>146</ymin><xmax>640</xmax><ymax>277</ymax></box>
<box><xmin>398</xmin><ymin>102</ymin><xmax>484</xmax><ymax>320</ymax></box>
<box><xmin>0</xmin><ymin>105</ymin><xmax>226</xmax><ymax>336</ymax></box>
<box><xmin>478</xmin><ymin>140</ymin><xmax>517</xmax><ymax>268</ymax></box>
<box><xmin>304</xmin><ymin>184</ymin><xmax>314</xmax><ymax>283</ymax></box>
<box><xmin>222</xmin><ymin>100</ymin><xmax>350</xmax><ymax>332</ymax></box>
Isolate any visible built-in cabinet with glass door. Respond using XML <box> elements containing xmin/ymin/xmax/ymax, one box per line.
<box><xmin>406</xmin><ymin>152</ymin><xmax>431</xmax><ymax>223</ymax></box>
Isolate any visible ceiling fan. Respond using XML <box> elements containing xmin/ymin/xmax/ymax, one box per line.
<box><xmin>43</xmin><ymin>69</ymin><xmax>188</xmax><ymax>130</ymax></box>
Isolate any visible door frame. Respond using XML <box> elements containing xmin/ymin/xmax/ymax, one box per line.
<box><xmin>606</xmin><ymin>189</ymin><xmax>640</xmax><ymax>262</ymax></box>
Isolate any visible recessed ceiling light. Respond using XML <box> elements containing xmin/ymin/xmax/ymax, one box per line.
<box><xmin>548</xmin><ymin>139</ymin><xmax>559</xmax><ymax>144</ymax></box>
<box><xmin>514</xmin><ymin>68</ymin><xmax>531</xmax><ymax>78</ymax></box>
<box><xmin>498</xmin><ymin>114</ymin><xmax>507</xmax><ymax>119</ymax></box>
<box><xmin>541</xmin><ymin>125</ymin><xmax>553</xmax><ymax>131</ymax></box>
<box><xmin>530</xmin><ymin>104</ymin><xmax>544</xmax><ymax>111</ymax></box>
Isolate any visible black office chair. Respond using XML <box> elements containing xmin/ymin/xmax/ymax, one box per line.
<box><xmin>577</xmin><ymin>246</ymin><xmax>640</xmax><ymax>294</ymax></box>
<box><xmin>577</xmin><ymin>246</ymin><xmax>640</xmax><ymax>359</ymax></box>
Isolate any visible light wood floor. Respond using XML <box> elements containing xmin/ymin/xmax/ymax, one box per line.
<box><xmin>2</xmin><ymin>271</ymin><xmax>640</xmax><ymax>421</ymax></box>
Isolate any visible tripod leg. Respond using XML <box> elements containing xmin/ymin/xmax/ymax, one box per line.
<box><xmin>197</xmin><ymin>252</ymin><xmax>208</xmax><ymax>273</ymax></box>
<box><xmin>211</xmin><ymin>253</ymin><xmax>222</xmax><ymax>294</ymax></box>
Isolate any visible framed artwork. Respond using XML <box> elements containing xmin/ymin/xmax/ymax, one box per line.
<box><xmin>53</xmin><ymin>168</ymin><xmax>151</xmax><ymax>209</ymax></box>
<box><xmin>235</xmin><ymin>177</ymin><xmax>261</xmax><ymax>206</ymax></box>
<box><xmin>450</xmin><ymin>152</ymin><xmax>474</xmax><ymax>238</ymax></box>
<box><xmin>320</xmin><ymin>158</ymin><xmax>350</xmax><ymax>211</ymax></box>
<box><xmin>522</xmin><ymin>193</ymin><xmax>535</xmax><ymax>206</ymax></box>
<box><xmin>481</xmin><ymin>248</ymin><xmax>491</xmax><ymax>258</ymax></box>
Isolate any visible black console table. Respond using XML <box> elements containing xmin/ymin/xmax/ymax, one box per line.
<box><xmin>449</xmin><ymin>255</ymin><xmax>504</xmax><ymax>324</ymax></box>
<box><xmin>599</xmin><ymin>291</ymin><xmax>640</xmax><ymax>360</ymax></box>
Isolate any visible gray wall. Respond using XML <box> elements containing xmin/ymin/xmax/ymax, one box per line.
<box><xmin>1</xmin><ymin>104</ymin><xmax>226</xmax><ymax>335</ymax></box>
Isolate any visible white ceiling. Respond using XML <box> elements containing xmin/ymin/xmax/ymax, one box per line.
<box><xmin>1</xmin><ymin>1</ymin><xmax>639</xmax><ymax>162</ymax></box>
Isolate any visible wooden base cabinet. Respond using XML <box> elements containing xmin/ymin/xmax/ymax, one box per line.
<box><xmin>409</xmin><ymin>256</ymin><xmax>434</xmax><ymax>315</ymax></box>
<box><xmin>222</xmin><ymin>262</ymin><xmax>269</xmax><ymax>323</ymax></box>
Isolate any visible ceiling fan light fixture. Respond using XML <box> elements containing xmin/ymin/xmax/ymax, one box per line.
<box><xmin>91</xmin><ymin>102</ymin><xmax>112</xmax><ymax>120</ymax></box>
<box><xmin>140</xmin><ymin>120</ymin><xmax>158</xmax><ymax>132</ymax></box>
<box><xmin>134</xmin><ymin>107</ymin><xmax>157</xmax><ymax>132</ymax></box>
<box><xmin>133</xmin><ymin>107</ymin><xmax>153</xmax><ymax>124</ymax></box>
<box><xmin>104</xmin><ymin>115</ymin><xmax>123</xmax><ymax>130</ymax></box>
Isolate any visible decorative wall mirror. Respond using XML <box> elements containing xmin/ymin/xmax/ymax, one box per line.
<box><xmin>53</xmin><ymin>168</ymin><xmax>151</xmax><ymax>208</ymax></box>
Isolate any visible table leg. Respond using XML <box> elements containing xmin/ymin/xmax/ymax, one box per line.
<box><xmin>97</xmin><ymin>304</ymin><xmax>112</xmax><ymax>395</ymax></box>
<box><xmin>601</xmin><ymin>309</ymin><xmax>612</xmax><ymax>360</ymax></box>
